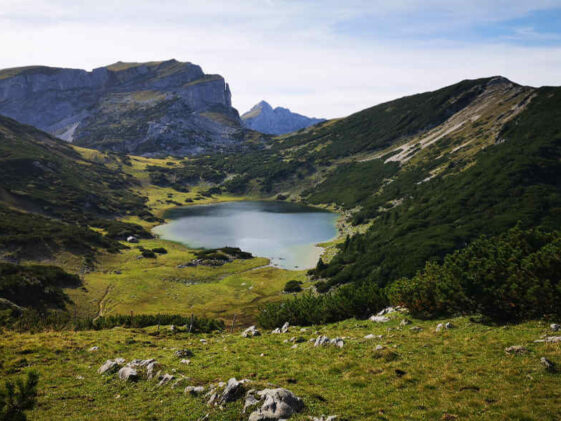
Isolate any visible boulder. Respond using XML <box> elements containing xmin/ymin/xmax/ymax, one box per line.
<box><xmin>208</xmin><ymin>378</ymin><xmax>249</xmax><ymax>406</ymax></box>
<box><xmin>535</xmin><ymin>336</ymin><xmax>561</xmax><ymax>343</ymax></box>
<box><xmin>436</xmin><ymin>323</ymin><xmax>454</xmax><ymax>332</ymax></box>
<box><xmin>88</xmin><ymin>346</ymin><xmax>99</xmax><ymax>352</ymax></box>
<box><xmin>175</xmin><ymin>349</ymin><xmax>194</xmax><ymax>358</ymax></box>
<box><xmin>505</xmin><ymin>345</ymin><xmax>528</xmax><ymax>355</ymax></box>
<box><xmin>314</xmin><ymin>336</ymin><xmax>331</xmax><ymax>347</ymax></box>
<box><xmin>248</xmin><ymin>388</ymin><xmax>304</xmax><ymax>421</ymax></box>
<box><xmin>118</xmin><ymin>366</ymin><xmax>138</xmax><ymax>381</ymax></box>
<box><xmin>158</xmin><ymin>373</ymin><xmax>175</xmax><ymax>387</ymax></box>
<box><xmin>242</xmin><ymin>326</ymin><xmax>261</xmax><ymax>338</ymax></box>
<box><xmin>185</xmin><ymin>385</ymin><xmax>206</xmax><ymax>396</ymax></box>
<box><xmin>410</xmin><ymin>326</ymin><xmax>423</xmax><ymax>333</ymax></box>
<box><xmin>400</xmin><ymin>319</ymin><xmax>411</xmax><ymax>326</ymax></box>
<box><xmin>550</xmin><ymin>324</ymin><xmax>561</xmax><ymax>332</ymax></box>
<box><xmin>98</xmin><ymin>359</ymin><xmax>123</xmax><ymax>375</ymax></box>
<box><xmin>281</xmin><ymin>322</ymin><xmax>290</xmax><ymax>333</ymax></box>
<box><xmin>180</xmin><ymin>359</ymin><xmax>191</xmax><ymax>365</ymax></box>
<box><xmin>330</xmin><ymin>338</ymin><xmax>344</xmax><ymax>348</ymax></box>
<box><xmin>369</xmin><ymin>315</ymin><xmax>390</xmax><ymax>323</ymax></box>
<box><xmin>310</xmin><ymin>417</ymin><xmax>338</xmax><ymax>421</ymax></box>
<box><xmin>271</xmin><ymin>328</ymin><xmax>282</xmax><ymax>334</ymax></box>
<box><xmin>541</xmin><ymin>357</ymin><xmax>555</xmax><ymax>372</ymax></box>
<box><xmin>127</xmin><ymin>235</ymin><xmax>138</xmax><ymax>243</ymax></box>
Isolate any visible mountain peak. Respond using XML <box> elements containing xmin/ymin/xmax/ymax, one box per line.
<box><xmin>242</xmin><ymin>101</ymin><xmax>325</xmax><ymax>135</ymax></box>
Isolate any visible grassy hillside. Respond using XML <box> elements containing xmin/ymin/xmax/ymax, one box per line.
<box><xmin>2</xmin><ymin>315</ymin><xmax>560</xmax><ymax>420</ymax></box>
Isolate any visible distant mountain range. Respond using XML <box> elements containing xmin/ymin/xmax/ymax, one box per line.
<box><xmin>241</xmin><ymin>100</ymin><xmax>325</xmax><ymax>135</ymax></box>
<box><xmin>0</xmin><ymin>59</ymin><xmax>255</xmax><ymax>156</ymax></box>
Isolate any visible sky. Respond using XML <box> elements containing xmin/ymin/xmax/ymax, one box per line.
<box><xmin>1</xmin><ymin>0</ymin><xmax>561</xmax><ymax>118</ymax></box>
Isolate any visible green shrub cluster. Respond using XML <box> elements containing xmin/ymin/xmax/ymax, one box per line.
<box><xmin>6</xmin><ymin>309</ymin><xmax>225</xmax><ymax>333</ymax></box>
<box><xmin>257</xmin><ymin>282</ymin><xmax>387</xmax><ymax>328</ymax></box>
<box><xmin>0</xmin><ymin>371</ymin><xmax>39</xmax><ymax>421</ymax></box>
<box><xmin>387</xmin><ymin>227</ymin><xmax>561</xmax><ymax>322</ymax></box>
<box><xmin>0</xmin><ymin>263</ymin><xmax>80</xmax><ymax>311</ymax></box>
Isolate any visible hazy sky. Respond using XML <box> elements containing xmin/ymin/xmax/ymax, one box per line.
<box><xmin>1</xmin><ymin>0</ymin><xmax>561</xmax><ymax>118</ymax></box>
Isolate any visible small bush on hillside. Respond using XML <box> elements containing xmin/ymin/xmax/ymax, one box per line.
<box><xmin>387</xmin><ymin>227</ymin><xmax>561</xmax><ymax>322</ymax></box>
<box><xmin>315</xmin><ymin>281</ymin><xmax>330</xmax><ymax>293</ymax></box>
<box><xmin>152</xmin><ymin>247</ymin><xmax>168</xmax><ymax>254</ymax></box>
<box><xmin>283</xmin><ymin>280</ymin><xmax>302</xmax><ymax>293</ymax></box>
<box><xmin>0</xmin><ymin>371</ymin><xmax>39</xmax><ymax>421</ymax></box>
<box><xmin>141</xmin><ymin>250</ymin><xmax>157</xmax><ymax>259</ymax></box>
<box><xmin>257</xmin><ymin>282</ymin><xmax>387</xmax><ymax>328</ymax></box>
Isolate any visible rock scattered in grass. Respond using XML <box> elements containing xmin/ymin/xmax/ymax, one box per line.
<box><xmin>369</xmin><ymin>315</ymin><xmax>390</xmax><ymax>323</ymax></box>
<box><xmin>158</xmin><ymin>373</ymin><xmax>175</xmax><ymax>387</ymax></box>
<box><xmin>208</xmin><ymin>378</ymin><xmax>250</xmax><ymax>406</ymax></box>
<box><xmin>541</xmin><ymin>357</ymin><xmax>556</xmax><ymax>372</ymax></box>
<box><xmin>180</xmin><ymin>359</ymin><xmax>191</xmax><ymax>365</ymax></box>
<box><xmin>410</xmin><ymin>326</ymin><xmax>423</xmax><ymax>333</ymax></box>
<box><xmin>314</xmin><ymin>336</ymin><xmax>344</xmax><ymax>348</ymax></box>
<box><xmin>310</xmin><ymin>416</ymin><xmax>338</xmax><ymax>421</ymax></box>
<box><xmin>174</xmin><ymin>349</ymin><xmax>194</xmax><ymax>358</ymax></box>
<box><xmin>88</xmin><ymin>346</ymin><xmax>99</xmax><ymax>352</ymax></box>
<box><xmin>505</xmin><ymin>345</ymin><xmax>528</xmax><ymax>354</ymax></box>
<box><xmin>551</xmin><ymin>324</ymin><xmax>560</xmax><ymax>332</ymax></box>
<box><xmin>185</xmin><ymin>385</ymin><xmax>205</xmax><ymax>396</ymax></box>
<box><xmin>400</xmin><ymin>319</ymin><xmax>411</xmax><ymax>326</ymax></box>
<box><xmin>242</xmin><ymin>326</ymin><xmax>261</xmax><ymax>338</ymax></box>
<box><xmin>246</xmin><ymin>388</ymin><xmax>304</xmax><ymax>421</ymax></box>
<box><xmin>98</xmin><ymin>359</ymin><xmax>123</xmax><ymax>375</ymax></box>
<box><xmin>436</xmin><ymin>322</ymin><xmax>455</xmax><ymax>332</ymax></box>
<box><xmin>118</xmin><ymin>366</ymin><xmax>138</xmax><ymax>381</ymax></box>
<box><xmin>535</xmin><ymin>336</ymin><xmax>561</xmax><ymax>343</ymax></box>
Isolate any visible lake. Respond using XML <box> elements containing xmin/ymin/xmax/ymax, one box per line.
<box><xmin>153</xmin><ymin>201</ymin><xmax>338</xmax><ymax>270</ymax></box>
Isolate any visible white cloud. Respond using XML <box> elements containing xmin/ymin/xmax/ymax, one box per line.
<box><xmin>0</xmin><ymin>0</ymin><xmax>560</xmax><ymax>118</ymax></box>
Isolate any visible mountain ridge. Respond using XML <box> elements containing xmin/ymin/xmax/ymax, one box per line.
<box><xmin>241</xmin><ymin>100</ymin><xmax>325</xmax><ymax>135</ymax></box>
<box><xmin>0</xmin><ymin>59</ymin><xmax>254</xmax><ymax>156</ymax></box>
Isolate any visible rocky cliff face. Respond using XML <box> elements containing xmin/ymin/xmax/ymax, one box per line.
<box><xmin>0</xmin><ymin>60</ymin><xmax>247</xmax><ymax>155</ymax></box>
<box><xmin>241</xmin><ymin>101</ymin><xmax>325</xmax><ymax>135</ymax></box>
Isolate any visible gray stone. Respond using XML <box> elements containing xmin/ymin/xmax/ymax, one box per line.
<box><xmin>248</xmin><ymin>388</ymin><xmax>304</xmax><ymax>421</ymax></box>
<box><xmin>310</xmin><ymin>417</ymin><xmax>338</xmax><ymax>421</ymax></box>
<box><xmin>118</xmin><ymin>366</ymin><xmax>138</xmax><ymax>381</ymax></box>
<box><xmin>185</xmin><ymin>385</ymin><xmax>205</xmax><ymax>395</ymax></box>
<box><xmin>88</xmin><ymin>346</ymin><xmax>99</xmax><ymax>352</ymax></box>
<box><xmin>127</xmin><ymin>236</ymin><xmax>138</xmax><ymax>243</ymax></box>
<box><xmin>98</xmin><ymin>359</ymin><xmax>123</xmax><ymax>375</ymax></box>
<box><xmin>505</xmin><ymin>345</ymin><xmax>528</xmax><ymax>354</ymax></box>
<box><xmin>410</xmin><ymin>326</ymin><xmax>423</xmax><ymax>333</ymax></box>
<box><xmin>369</xmin><ymin>315</ymin><xmax>390</xmax><ymax>323</ymax></box>
<box><xmin>400</xmin><ymin>319</ymin><xmax>411</xmax><ymax>326</ymax></box>
<box><xmin>158</xmin><ymin>373</ymin><xmax>175</xmax><ymax>387</ymax></box>
<box><xmin>541</xmin><ymin>357</ymin><xmax>555</xmax><ymax>372</ymax></box>
<box><xmin>174</xmin><ymin>349</ymin><xmax>194</xmax><ymax>358</ymax></box>
<box><xmin>330</xmin><ymin>338</ymin><xmax>344</xmax><ymax>348</ymax></box>
<box><xmin>242</xmin><ymin>326</ymin><xmax>261</xmax><ymax>338</ymax></box>
<box><xmin>550</xmin><ymin>324</ymin><xmax>561</xmax><ymax>332</ymax></box>
<box><xmin>208</xmin><ymin>378</ymin><xmax>249</xmax><ymax>406</ymax></box>
<box><xmin>281</xmin><ymin>322</ymin><xmax>290</xmax><ymax>333</ymax></box>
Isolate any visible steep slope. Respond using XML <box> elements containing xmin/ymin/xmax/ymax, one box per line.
<box><xmin>175</xmin><ymin>77</ymin><xmax>561</xmax><ymax>290</ymax></box>
<box><xmin>241</xmin><ymin>100</ymin><xmax>325</xmax><ymax>135</ymax></box>
<box><xmin>0</xmin><ymin>115</ymin><xmax>151</xmax><ymax>259</ymax></box>
<box><xmin>0</xmin><ymin>60</ymin><xmax>249</xmax><ymax>156</ymax></box>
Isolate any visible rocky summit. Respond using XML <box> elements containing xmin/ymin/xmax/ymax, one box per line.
<box><xmin>0</xmin><ymin>59</ymin><xmax>250</xmax><ymax>156</ymax></box>
<box><xmin>241</xmin><ymin>100</ymin><xmax>325</xmax><ymax>135</ymax></box>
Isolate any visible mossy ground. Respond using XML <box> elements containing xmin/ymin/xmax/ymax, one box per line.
<box><xmin>2</xmin><ymin>315</ymin><xmax>561</xmax><ymax>420</ymax></box>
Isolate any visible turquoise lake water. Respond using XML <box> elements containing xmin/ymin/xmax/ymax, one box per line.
<box><xmin>152</xmin><ymin>201</ymin><xmax>338</xmax><ymax>270</ymax></box>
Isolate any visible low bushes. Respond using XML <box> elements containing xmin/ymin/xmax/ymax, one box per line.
<box><xmin>257</xmin><ymin>282</ymin><xmax>387</xmax><ymax>328</ymax></box>
<box><xmin>387</xmin><ymin>227</ymin><xmax>561</xmax><ymax>322</ymax></box>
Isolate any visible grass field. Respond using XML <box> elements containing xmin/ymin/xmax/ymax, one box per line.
<box><xmin>2</xmin><ymin>313</ymin><xmax>561</xmax><ymax>420</ymax></box>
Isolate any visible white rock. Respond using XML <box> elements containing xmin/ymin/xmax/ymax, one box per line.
<box><xmin>248</xmin><ymin>388</ymin><xmax>304</xmax><ymax>421</ymax></box>
<box><xmin>369</xmin><ymin>315</ymin><xmax>390</xmax><ymax>323</ymax></box>
<box><xmin>88</xmin><ymin>346</ymin><xmax>99</xmax><ymax>352</ymax></box>
<box><xmin>98</xmin><ymin>359</ymin><xmax>122</xmax><ymax>375</ymax></box>
<box><xmin>551</xmin><ymin>324</ymin><xmax>561</xmax><ymax>332</ymax></box>
<box><xmin>118</xmin><ymin>366</ymin><xmax>138</xmax><ymax>381</ymax></box>
<box><xmin>281</xmin><ymin>322</ymin><xmax>290</xmax><ymax>333</ymax></box>
<box><xmin>185</xmin><ymin>385</ymin><xmax>205</xmax><ymax>395</ymax></box>
<box><xmin>242</xmin><ymin>326</ymin><xmax>261</xmax><ymax>338</ymax></box>
<box><xmin>158</xmin><ymin>373</ymin><xmax>175</xmax><ymax>387</ymax></box>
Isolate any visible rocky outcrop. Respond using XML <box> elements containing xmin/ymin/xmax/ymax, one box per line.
<box><xmin>242</xmin><ymin>101</ymin><xmax>325</xmax><ymax>135</ymax></box>
<box><xmin>0</xmin><ymin>60</ymin><xmax>251</xmax><ymax>156</ymax></box>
